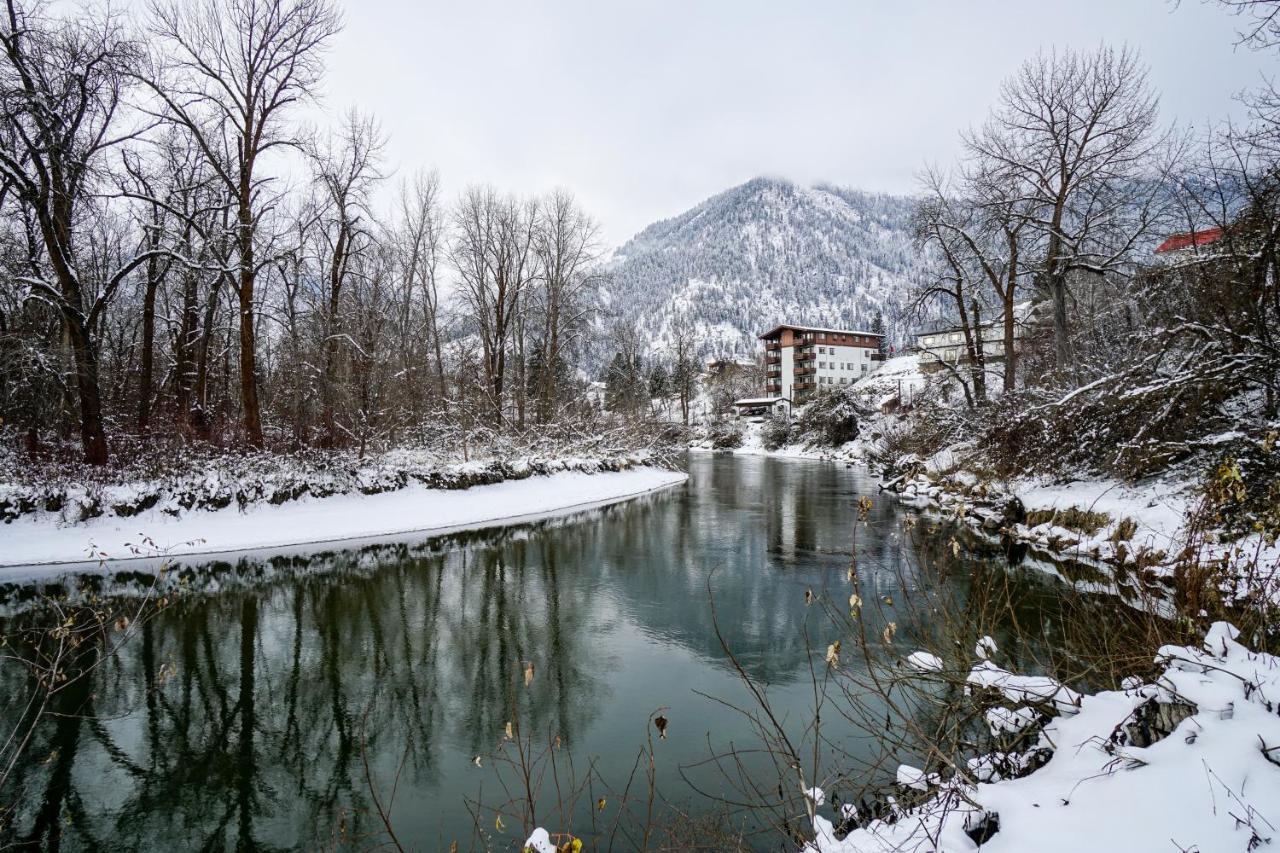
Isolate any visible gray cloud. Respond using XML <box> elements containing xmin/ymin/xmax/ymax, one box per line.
<box><xmin>318</xmin><ymin>0</ymin><xmax>1271</xmax><ymax>244</ymax></box>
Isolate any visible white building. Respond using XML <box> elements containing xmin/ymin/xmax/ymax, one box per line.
<box><xmin>915</xmin><ymin>303</ymin><xmax>1036</xmax><ymax>374</ymax></box>
<box><xmin>759</xmin><ymin>324</ymin><xmax>884</xmax><ymax>404</ymax></box>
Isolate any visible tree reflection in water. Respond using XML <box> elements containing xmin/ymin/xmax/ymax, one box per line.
<box><xmin>0</xmin><ymin>455</ymin><xmax>1086</xmax><ymax>850</ymax></box>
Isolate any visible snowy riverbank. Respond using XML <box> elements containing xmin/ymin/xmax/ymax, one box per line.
<box><xmin>0</xmin><ymin>466</ymin><xmax>688</xmax><ymax>570</ymax></box>
<box><xmin>807</xmin><ymin>623</ymin><xmax>1280</xmax><ymax>852</ymax></box>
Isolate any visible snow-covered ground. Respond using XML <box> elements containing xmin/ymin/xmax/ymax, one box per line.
<box><xmin>805</xmin><ymin>623</ymin><xmax>1280</xmax><ymax>852</ymax></box>
<box><xmin>0</xmin><ymin>467</ymin><xmax>687</xmax><ymax>572</ymax></box>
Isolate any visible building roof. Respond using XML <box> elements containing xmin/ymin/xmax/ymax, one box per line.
<box><xmin>1154</xmin><ymin>227</ymin><xmax>1224</xmax><ymax>254</ymax></box>
<box><xmin>758</xmin><ymin>323</ymin><xmax>884</xmax><ymax>340</ymax></box>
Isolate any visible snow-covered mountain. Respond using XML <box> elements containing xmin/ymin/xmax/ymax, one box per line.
<box><xmin>603</xmin><ymin>176</ymin><xmax>927</xmax><ymax>362</ymax></box>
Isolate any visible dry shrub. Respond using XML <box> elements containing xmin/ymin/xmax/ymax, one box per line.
<box><xmin>1024</xmin><ymin>507</ymin><xmax>1112</xmax><ymax>536</ymax></box>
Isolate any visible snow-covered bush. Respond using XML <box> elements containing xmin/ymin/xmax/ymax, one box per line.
<box><xmin>708</xmin><ymin>421</ymin><xmax>744</xmax><ymax>450</ymax></box>
<box><xmin>794</xmin><ymin>388</ymin><xmax>865</xmax><ymax>447</ymax></box>
<box><xmin>760</xmin><ymin>413</ymin><xmax>792</xmax><ymax>450</ymax></box>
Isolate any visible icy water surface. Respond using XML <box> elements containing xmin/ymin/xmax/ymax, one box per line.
<box><xmin>0</xmin><ymin>454</ymin><xmax>1077</xmax><ymax>850</ymax></box>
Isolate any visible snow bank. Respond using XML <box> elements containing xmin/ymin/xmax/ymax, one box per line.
<box><xmin>0</xmin><ymin>467</ymin><xmax>687</xmax><ymax>571</ymax></box>
<box><xmin>805</xmin><ymin>623</ymin><xmax>1280</xmax><ymax>852</ymax></box>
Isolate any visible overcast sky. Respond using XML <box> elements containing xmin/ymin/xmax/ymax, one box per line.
<box><xmin>317</xmin><ymin>0</ymin><xmax>1274</xmax><ymax>246</ymax></box>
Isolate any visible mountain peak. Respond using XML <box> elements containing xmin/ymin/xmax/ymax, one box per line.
<box><xmin>604</xmin><ymin>180</ymin><xmax>926</xmax><ymax>363</ymax></box>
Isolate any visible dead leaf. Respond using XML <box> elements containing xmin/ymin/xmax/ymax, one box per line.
<box><xmin>804</xmin><ymin>588</ymin><xmax>814</xmax><ymax>606</ymax></box>
<box><xmin>523</xmin><ymin>661</ymin><xmax>535</xmax><ymax>687</ymax></box>
<box><xmin>597</xmin><ymin>797</ymin><xmax>607</xmax><ymax>812</ymax></box>
<box><xmin>504</xmin><ymin>721</ymin><xmax>513</xmax><ymax>740</ymax></box>
<box><xmin>495</xmin><ymin>815</ymin><xmax>504</xmax><ymax>832</ymax></box>
<box><xmin>654</xmin><ymin>714</ymin><xmax>668</xmax><ymax>739</ymax></box>
<box><xmin>825</xmin><ymin>640</ymin><xmax>841</xmax><ymax>667</ymax></box>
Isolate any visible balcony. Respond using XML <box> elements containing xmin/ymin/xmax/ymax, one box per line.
<box><xmin>795</xmin><ymin>351</ymin><xmax>815</xmax><ymax>363</ymax></box>
<box><xmin>794</xmin><ymin>366</ymin><xmax>815</xmax><ymax>376</ymax></box>
<box><xmin>765</xmin><ymin>354</ymin><xmax>781</xmax><ymax>365</ymax></box>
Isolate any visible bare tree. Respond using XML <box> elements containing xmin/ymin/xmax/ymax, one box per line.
<box><xmin>309</xmin><ymin>109</ymin><xmax>384</xmax><ymax>446</ymax></box>
<box><xmin>1212</xmin><ymin>0</ymin><xmax>1280</xmax><ymax>48</ymax></box>
<box><xmin>145</xmin><ymin>0</ymin><xmax>341</xmax><ymax>447</ymax></box>
<box><xmin>914</xmin><ymin>166</ymin><xmax>1031</xmax><ymax>395</ymax></box>
<box><xmin>532</xmin><ymin>189</ymin><xmax>601</xmax><ymax>423</ymax></box>
<box><xmin>451</xmin><ymin>187</ymin><xmax>538</xmax><ymax>426</ymax></box>
<box><xmin>669</xmin><ymin>314</ymin><xmax>701</xmax><ymax>425</ymax></box>
<box><xmin>966</xmin><ymin>45</ymin><xmax>1162</xmax><ymax>381</ymax></box>
<box><xmin>912</xmin><ymin>177</ymin><xmax>991</xmax><ymax>406</ymax></box>
<box><xmin>394</xmin><ymin>169</ymin><xmax>447</xmax><ymax>403</ymax></box>
<box><xmin>0</xmin><ymin>0</ymin><xmax>162</xmax><ymax>464</ymax></box>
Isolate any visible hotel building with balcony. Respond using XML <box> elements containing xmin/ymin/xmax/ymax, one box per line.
<box><xmin>760</xmin><ymin>324</ymin><xmax>884</xmax><ymax>404</ymax></box>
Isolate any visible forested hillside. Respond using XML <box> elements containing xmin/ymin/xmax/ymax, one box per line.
<box><xmin>604</xmin><ymin>177</ymin><xmax>929</xmax><ymax>360</ymax></box>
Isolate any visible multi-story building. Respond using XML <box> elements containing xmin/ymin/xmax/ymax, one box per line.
<box><xmin>760</xmin><ymin>324</ymin><xmax>884</xmax><ymax>403</ymax></box>
<box><xmin>915</xmin><ymin>302</ymin><xmax>1038</xmax><ymax>375</ymax></box>
<box><xmin>916</xmin><ymin>322</ymin><xmax>1007</xmax><ymax>372</ymax></box>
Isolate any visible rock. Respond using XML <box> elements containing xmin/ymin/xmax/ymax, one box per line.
<box><xmin>1002</xmin><ymin>496</ymin><xmax>1026</xmax><ymax>527</ymax></box>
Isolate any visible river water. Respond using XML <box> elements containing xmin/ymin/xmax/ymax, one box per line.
<box><xmin>0</xmin><ymin>454</ymin><xmax>1083</xmax><ymax>850</ymax></box>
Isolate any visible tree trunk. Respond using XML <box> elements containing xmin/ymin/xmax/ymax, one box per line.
<box><xmin>137</xmin><ymin>263</ymin><xmax>160</xmax><ymax>434</ymax></box>
<box><xmin>66</xmin><ymin>316</ymin><xmax>109</xmax><ymax>465</ymax></box>
<box><xmin>174</xmin><ymin>270</ymin><xmax>199</xmax><ymax>419</ymax></box>
<box><xmin>192</xmin><ymin>273</ymin><xmax>224</xmax><ymax>438</ymax></box>
<box><xmin>237</xmin><ymin>188</ymin><xmax>264</xmax><ymax>448</ymax></box>
<box><xmin>970</xmin><ymin>298</ymin><xmax>987</xmax><ymax>403</ymax></box>
<box><xmin>1002</xmin><ymin>296</ymin><xmax>1017</xmax><ymax>392</ymax></box>
<box><xmin>321</xmin><ymin>224</ymin><xmax>347</xmax><ymax>448</ymax></box>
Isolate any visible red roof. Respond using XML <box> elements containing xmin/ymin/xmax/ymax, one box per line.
<box><xmin>1154</xmin><ymin>227</ymin><xmax>1224</xmax><ymax>254</ymax></box>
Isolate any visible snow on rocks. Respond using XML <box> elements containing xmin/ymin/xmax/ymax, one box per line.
<box><xmin>894</xmin><ymin>765</ymin><xmax>936</xmax><ymax>792</ymax></box>
<box><xmin>905</xmin><ymin>651</ymin><xmax>944</xmax><ymax>673</ymax></box>
<box><xmin>984</xmin><ymin>706</ymin><xmax>1039</xmax><ymax>736</ymax></box>
<box><xmin>966</xmin><ymin>660</ymin><xmax>1082</xmax><ymax>715</ymax></box>
<box><xmin>805</xmin><ymin>622</ymin><xmax>1280</xmax><ymax>852</ymax></box>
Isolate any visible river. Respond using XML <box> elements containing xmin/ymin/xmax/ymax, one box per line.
<box><xmin>0</xmin><ymin>454</ymin><xmax>1090</xmax><ymax>851</ymax></box>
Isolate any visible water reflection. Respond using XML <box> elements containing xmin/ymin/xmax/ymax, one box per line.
<box><xmin>0</xmin><ymin>455</ymin><xmax>1080</xmax><ymax>851</ymax></box>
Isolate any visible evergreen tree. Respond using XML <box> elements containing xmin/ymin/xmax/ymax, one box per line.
<box><xmin>649</xmin><ymin>363</ymin><xmax>671</xmax><ymax>399</ymax></box>
<box><xmin>872</xmin><ymin>312</ymin><xmax>888</xmax><ymax>355</ymax></box>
